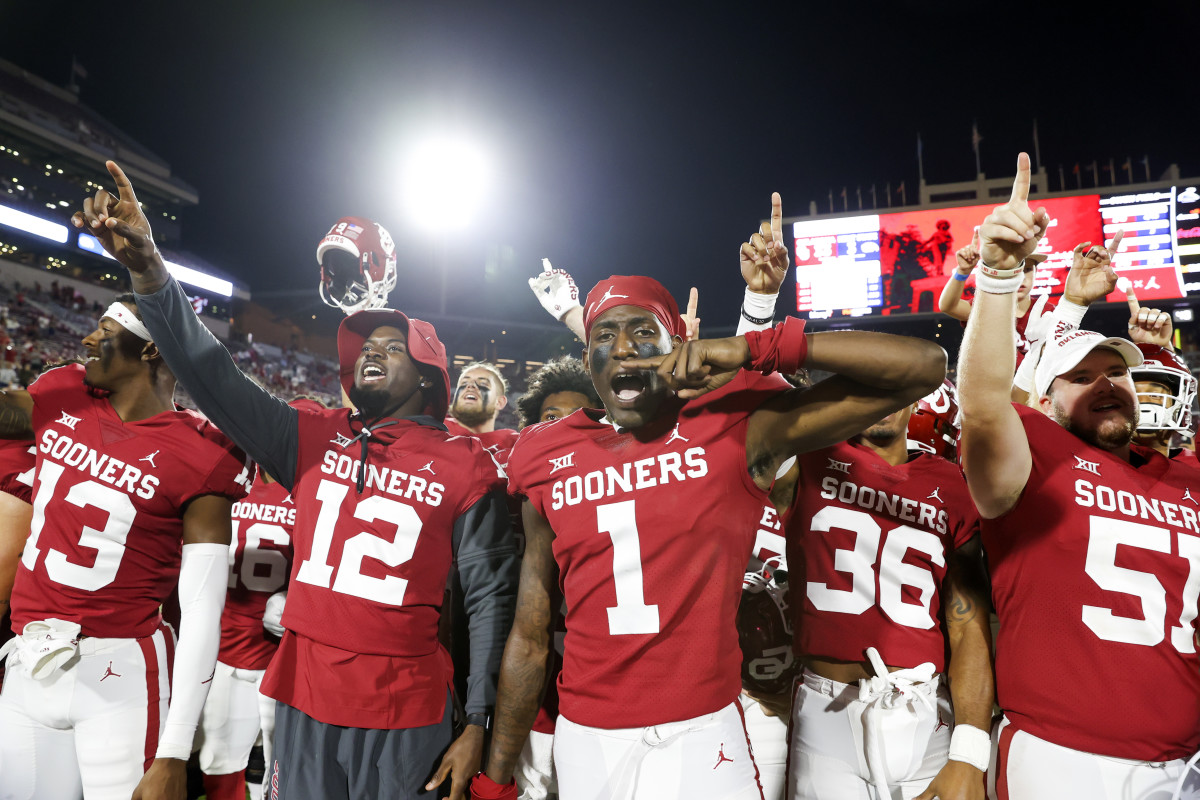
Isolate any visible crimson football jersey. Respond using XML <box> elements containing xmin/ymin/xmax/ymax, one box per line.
<box><xmin>983</xmin><ymin>404</ymin><xmax>1200</xmax><ymax>761</ymax></box>
<box><xmin>506</xmin><ymin>371</ymin><xmax>786</xmax><ymax>728</ymax></box>
<box><xmin>259</xmin><ymin>407</ymin><xmax>506</xmax><ymax>729</ymax></box>
<box><xmin>10</xmin><ymin>364</ymin><xmax>250</xmax><ymax>638</ymax></box>
<box><xmin>0</xmin><ymin>436</ymin><xmax>35</xmax><ymax>503</ymax></box>
<box><xmin>445</xmin><ymin>419</ymin><xmax>519</xmax><ymax>468</ymax></box>
<box><xmin>786</xmin><ymin>441</ymin><xmax>978</xmax><ymax>671</ymax></box>
<box><xmin>219</xmin><ymin>476</ymin><xmax>295</xmax><ymax>670</ymax></box>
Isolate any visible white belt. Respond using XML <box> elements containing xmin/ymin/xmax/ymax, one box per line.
<box><xmin>858</xmin><ymin>647</ymin><xmax>937</xmax><ymax>800</ymax></box>
<box><xmin>0</xmin><ymin>618</ymin><xmax>82</xmax><ymax>680</ymax></box>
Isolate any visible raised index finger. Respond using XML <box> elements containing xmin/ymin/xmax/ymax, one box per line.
<box><xmin>770</xmin><ymin>192</ymin><xmax>783</xmax><ymax>246</ymax></box>
<box><xmin>106</xmin><ymin>160</ymin><xmax>139</xmax><ymax>206</ymax></box>
<box><xmin>1009</xmin><ymin>152</ymin><xmax>1032</xmax><ymax>205</ymax></box>
<box><xmin>1124</xmin><ymin>280</ymin><xmax>1140</xmax><ymax>317</ymax></box>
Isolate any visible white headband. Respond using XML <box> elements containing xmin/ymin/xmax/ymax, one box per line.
<box><xmin>103</xmin><ymin>302</ymin><xmax>152</xmax><ymax>342</ymax></box>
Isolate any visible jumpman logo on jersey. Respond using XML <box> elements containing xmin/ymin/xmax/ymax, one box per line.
<box><xmin>283</xmin><ymin>494</ymin><xmax>294</xmax><ymax>504</ymax></box>
<box><xmin>56</xmin><ymin>410</ymin><xmax>82</xmax><ymax>430</ymax></box>
<box><xmin>666</xmin><ymin>424</ymin><xmax>689</xmax><ymax>445</ymax></box>
<box><xmin>826</xmin><ymin>458</ymin><xmax>851</xmax><ymax>474</ymax></box>
<box><xmin>100</xmin><ymin>662</ymin><xmax>121</xmax><ymax>681</ymax></box>
<box><xmin>1072</xmin><ymin>455</ymin><xmax>1101</xmax><ymax>476</ymax></box>
<box><xmin>713</xmin><ymin>743</ymin><xmax>734</xmax><ymax>769</ymax></box>
<box><xmin>934</xmin><ymin>716</ymin><xmax>949</xmax><ymax>732</ymax></box>
<box><xmin>419</xmin><ymin>460</ymin><xmax>437</xmax><ymax>476</ymax></box>
<box><xmin>330</xmin><ymin>432</ymin><xmax>355</xmax><ymax>449</ymax></box>
<box><xmin>926</xmin><ymin>487</ymin><xmax>944</xmax><ymax>503</ymax></box>
<box><xmin>1186</xmin><ymin>488</ymin><xmax>1198</xmax><ymax>506</ymax></box>
<box><xmin>548</xmin><ymin>452</ymin><xmax>576</xmax><ymax>475</ymax></box>
<box><xmin>140</xmin><ymin>450</ymin><xmax>159</xmax><ymax>469</ymax></box>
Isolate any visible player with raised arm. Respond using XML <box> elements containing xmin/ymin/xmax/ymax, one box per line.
<box><xmin>0</xmin><ymin>294</ymin><xmax>248</xmax><ymax>800</ymax></box>
<box><xmin>958</xmin><ymin>153</ymin><xmax>1200</xmax><ymax>799</ymax></box>
<box><xmin>473</xmin><ymin>193</ymin><xmax>947</xmax><ymax>800</ymax></box>
<box><xmin>71</xmin><ymin>161</ymin><xmax>520</xmax><ymax>800</ymax></box>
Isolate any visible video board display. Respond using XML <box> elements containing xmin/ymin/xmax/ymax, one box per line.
<box><xmin>793</xmin><ymin>196</ymin><xmax>1104</xmax><ymax>317</ymax></box>
<box><xmin>1176</xmin><ymin>185</ymin><xmax>1200</xmax><ymax>294</ymax></box>
<box><xmin>1098</xmin><ymin>189</ymin><xmax>1184</xmax><ymax>303</ymax></box>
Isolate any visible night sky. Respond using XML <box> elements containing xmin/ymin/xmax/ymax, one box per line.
<box><xmin>4</xmin><ymin>1</ymin><xmax>1198</xmax><ymax>346</ymax></box>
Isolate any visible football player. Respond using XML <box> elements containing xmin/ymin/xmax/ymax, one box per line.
<box><xmin>0</xmin><ymin>295</ymin><xmax>248</xmax><ymax>800</ymax></box>
<box><xmin>72</xmin><ymin>161</ymin><xmax>520</xmax><ymax>800</ymax></box>
<box><xmin>447</xmin><ymin>362</ymin><xmax>519</xmax><ymax>467</ymax></box>
<box><xmin>784</xmin><ymin>384</ymin><xmax>990</xmax><ymax>800</ymax></box>
<box><xmin>959</xmin><ymin>154</ymin><xmax>1200</xmax><ymax>798</ymax></box>
<box><xmin>474</xmin><ymin>193</ymin><xmax>947</xmax><ymax>800</ymax></box>
<box><xmin>197</xmin><ymin>400</ymin><xmax>318</xmax><ymax>800</ymax></box>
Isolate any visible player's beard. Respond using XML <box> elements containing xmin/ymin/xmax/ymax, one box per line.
<box><xmin>450</xmin><ymin>402</ymin><xmax>492</xmax><ymax>428</ymax></box>
<box><xmin>348</xmin><ymin>386</ymin><xmax>397</xmax><ymax>420</ymax></box>
<box><xmin>1051</xmin><ymin>399</ymin><xmax>1136</xmax><ymax>452</ymax></box>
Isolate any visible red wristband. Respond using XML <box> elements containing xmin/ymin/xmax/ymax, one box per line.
<box><xmin>744</xmin><ymin>317</ymin><xmax>808</xmax><ymax>376</ymax></box>
<box><xmin>470</xmin><ymin>773</ymin><xmax>519</xmax><ymax>800</ymax></box>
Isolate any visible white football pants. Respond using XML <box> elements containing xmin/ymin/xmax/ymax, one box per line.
<box><xmin>197</xmin><ymin>660</ymin><xmax>276</xmax><ymax>799</ymax></box>
<box><xmin>0</xmin><ymin>624</ymin><xmax>173</xmax><ymax>800</ymax></box>
<box><xmin>741</xmin><ymin>693</ymin><xmax>788</xmax><ymax>800</ymax></box>
<box><xmin>788</xmin><ymin>668</ymin><xmax>952</xmax><ymax>800</ymax></box>
<box><xmin>553</xmin><ymin>701</ymin><xmax>764</xmax><ymax>799</ymax></box>
<box><xmin>989</xmin><ymin>716</ymin><xmax>1200</xmax><ymax>800</ymax></box>
<box><xmin>515</xmin><ymin>729</ymin><xmax>556</xmax><ymax>800</ymax></box>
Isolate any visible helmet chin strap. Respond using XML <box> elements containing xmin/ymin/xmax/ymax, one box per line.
<box><xmin>348</xmin><ymin>379</ymin><xmax>430</xmax><ymax>493</ymax></box>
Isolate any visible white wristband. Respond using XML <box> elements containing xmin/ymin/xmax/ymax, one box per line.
<box><xmin>948</xmin><ymin>724</ymin><xmax>991</xmax><ymax>772</ymax></box>
<box><xmin>1053</xmin><ymin>299</ymin><xmax>1087</xmax><ymax>330</ymax></box>
<box><xmin>975</xmin><ymin>272</ymin><xmax>1023</xmax><ymax>294</ymax></box>
<box><xmin>742</xmin><ymin>287</ymin><xmax>778</xmax><ymax>318</ymax></box>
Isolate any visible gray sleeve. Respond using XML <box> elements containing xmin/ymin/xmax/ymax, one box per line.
<box><xmin>452</xmin><ymin>488</ymin><xmax>520</xmax><ymax>714</ymax></box>
<box><xmin>134</xmin><ymin>277</ymin><xmax>300</xmax><ymax>490</ymax></box>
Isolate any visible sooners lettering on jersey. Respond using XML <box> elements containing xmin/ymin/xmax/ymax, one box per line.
<box><xmin>984</xmin><ymin>404</ymin><xmax>1200</xmax><ymax>761</ymax></box>
<box><xmin>259</xmin><ymin>407</ymin><xmax>505</xmax><ymax>728</ymax></box>
<box><xmin>220</xmin><ymin>476</ymin><xmax>295</xmax><ymax>670</ymax></box>
<box><xmin>506</xmin><ymin>370</ymin><xmax>786</xmax><ymax>728</ymax></box>
<box><xmin>0</xmin><ymin>436</ymin><xmax>35</xmax><ymax>502</ymax></box>
<box><xmin>10</xmin><ymin>364</ymin><xmax>249</xmax><ymax>638</ymax></box>
<box><xmin>444</xmin><ymin>419</ymin><xmax>519</xmax><ymax>468</ymax></box>
<box><xmin>786</xmin><ymin>441</ymin><xmax>978</xmax><ymax>671</ymax></box>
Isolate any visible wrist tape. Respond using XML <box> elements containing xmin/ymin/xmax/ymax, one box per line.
<box><xmin>744</xmin><ymin>316</ymin><xmax>808</xmax><ymax>376</ymax></box>
<box><xmin>948</xmin><ymin>723</ymin><xmax>991</xmax><ymax>772</ymax></box>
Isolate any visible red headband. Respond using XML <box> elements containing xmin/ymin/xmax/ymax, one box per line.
<box><xmin>582</xmin><ymin>276</ymin><xmax>685</xmax><ymax>342</ymax></box>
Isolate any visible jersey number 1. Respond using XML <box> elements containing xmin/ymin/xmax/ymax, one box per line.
<box><xmin>598</xmin><ymin>500</ymin><xmax>660</xmax><ymax>635</ymax></box>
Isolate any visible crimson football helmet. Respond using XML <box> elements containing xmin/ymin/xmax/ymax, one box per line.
<box><xmin>1131</xmin><ymin>344</ymin><xmax>1196</xmax><ymax>436</ymax></box>
<box><xmin>907</xmin><ymin>379</ymin><xmax>960</xmax><ymax>460</ymax></box>
<box><xmin>738</xmin><ymin>557</ymin><xmax>796</xmax><ymax>696</ymax></box>
<box><xmin>318</xmin><ymin>216</ymin><xmax>398</xmax><ymax>314</ymax></box>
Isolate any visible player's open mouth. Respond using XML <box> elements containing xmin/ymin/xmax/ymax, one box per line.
<box><xmin>459</xmin><ymin>390</ymin><xmax>480</xmax><ymax>403</ymax></box>
<box><xmin>611</xmin><ymin>373</ymin><xmax>647</xmax><ymax>405</ymax></box>
<box><xmin>1092</xmin><ymin>402</ymin><xmax>1123</xmax><ymax>412</ymax></box>
<box><xmin>361</xmin><ymin>364</ymin><xmax>386</xmax><ymax>382</ymax></box>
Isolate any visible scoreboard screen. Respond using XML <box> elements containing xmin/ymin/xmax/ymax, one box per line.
<box><xmin>1099</xmin><ymin>189</ymin><xmax>1185</xmax><ymax>302</ymax></box>
<box><xmin>793</xmin><ymin>196</ymin><xmax>1104</xmax><ymax>317</ymax></box>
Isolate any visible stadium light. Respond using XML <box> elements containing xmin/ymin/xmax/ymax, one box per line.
<box><xmin>0</xmin><ymin>202</ymin><xmax>69</xmax><ymax>243</ymax></box>
<box><xmin>401</xmin><ymin>137</ymin><xmax>491</xmax><ymax>232</ymax></box>
<box><xmin>77</xmin><ymin>233</ymin><xmax>233</xmax><ymax>297</ymax></box>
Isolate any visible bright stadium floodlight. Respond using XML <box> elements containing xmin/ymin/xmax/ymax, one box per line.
<box><xmin>0</xmin><ymin>202</ymin><xmax>69</xmax><ymax>243</ymax></box>
<box><xmin>401</xmin><ymin>137</ymin><xmax>491</xmax><ymax>232</ymax></box>
<box><xmin>78</xmin><ymin>232</ymin><xmax>233</xmax><ymax>297</ymax></box>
